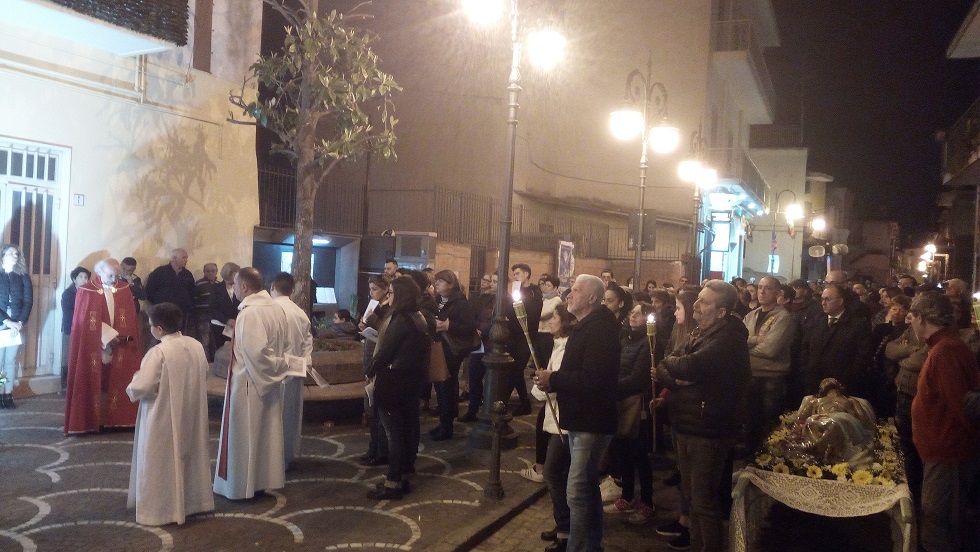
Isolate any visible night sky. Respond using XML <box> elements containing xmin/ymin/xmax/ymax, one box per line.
<box><xmin>768</xmin><ymin>0</ymin><xmax>980</xmax><ymax>244</ymax></box>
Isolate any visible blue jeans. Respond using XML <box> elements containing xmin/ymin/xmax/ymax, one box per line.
<box><xmin>746</xmin><ymin>375</ymin><xmax>786</xmax><ymax>451</ymax></box>
<box><xmin>566</xmin><ymin>431</ymin><xmax>612</xmax><ymax>552</ymax></box>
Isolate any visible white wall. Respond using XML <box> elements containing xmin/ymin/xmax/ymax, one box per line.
<box><xmin>743</xmin><ymin>147</ymin><xmax>808</xmax><ymax>282</ymax></box>
<box><xmin>0</xmin><ymin>1</ymin><xmax>263</xmax><ymax>389</ymax></box>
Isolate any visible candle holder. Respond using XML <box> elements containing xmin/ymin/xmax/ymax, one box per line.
<box><xmin>646</xmin><ymin>313</ymin><xmax>657</xmax><ymax>453</ymax></box>
<box><xmin>513</xmin><ymin>291</ymin><xmax>565</xmax><ymax>442</ymax></box>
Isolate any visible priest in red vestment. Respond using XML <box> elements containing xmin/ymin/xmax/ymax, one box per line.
<box><xmin>64</xmin><ymin>258</ymin><xmax>142</xmax><ymax>434</ymax></box>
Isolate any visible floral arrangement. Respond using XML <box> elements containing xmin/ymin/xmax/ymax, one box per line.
<box><xmin>753</xmin><ymin>413</ymin><xmax>904</xmax><ymax>486</ymax></box>
<box><xmin>312</xmin><ymin>338</ymin><xmax>361</xmax><ymax>353</ymax></box>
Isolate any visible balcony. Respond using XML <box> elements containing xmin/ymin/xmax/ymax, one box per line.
<box><xmin>705</xmin><ymin>147</ymin><xmax>770</xmax><ymax>216</ymax></box>
<box><xmin>942</xmin><ymin>95</ymin><xmax>980</xmax><ymax>186</ymax></box>
<box><xmin>711</xmin><ymin>19</ymin><xmax>776</xmax><ymax>124</ymax></box>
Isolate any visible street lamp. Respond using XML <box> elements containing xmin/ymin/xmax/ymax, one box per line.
<box><xmin>462</xmin><ymin>0</ymin><xmax>565</xmax><ymax>500</ymax></box>
<box><xmin>678</xmin><ymin>128</ymin><xmax>714</xmax><ymax>282</ymax></box>
<box><xmin>610</xmin><ymin>54</ymin><xmax>679</xmax><ymax>290</ymax></box>
<box><xmin>772</xmin><ymin>189</ymin><xmax>804</xmax><ymax>276</ymax></box>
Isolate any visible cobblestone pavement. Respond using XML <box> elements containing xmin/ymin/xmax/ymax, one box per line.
<box><xmin>1</xmin><ymin>394</ymin><xmax>897</xmax><ymax>552</ymax></box>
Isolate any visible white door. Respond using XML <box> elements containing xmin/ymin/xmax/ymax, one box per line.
<box><xmin>0</xmin><ymin>142</ymin><xmax>62</xmax><ymax>393</ymax></box>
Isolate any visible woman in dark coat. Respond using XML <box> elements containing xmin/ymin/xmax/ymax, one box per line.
<box><xmin>366</xmin><ymin>276</ymin><xmax>430</xmax><ymax>500</ymax></box>
<box><xmin>430</xmin><ymin>270</ymin><xmax>477</xmax><ymax>440</ymax></box>
<box><xmin>0</xmin><ymin>244</ymin><xmax>33</xmax><ymax>408</ymax></box>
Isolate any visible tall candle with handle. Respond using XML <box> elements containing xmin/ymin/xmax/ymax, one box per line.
<box><xmin>647</xmin><ymin>313</ymin><xmax>657</xmax><ymax>452</ymax></box>
<box><xmin>513</xmin><ymin>290</ymin><xmax>564</xmax><ymax>442</ymax></box>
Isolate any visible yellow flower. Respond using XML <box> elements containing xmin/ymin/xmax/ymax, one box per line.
<box><xmin>882</xmin><ymin>450</ymin><xmax>898</xmax><ymax>462</ymax></box>
<box><xmin>852</xmin><ymin>470</ymin><xmax>873</xmax><ymax>485</ymax></box>
<box><xmin>773</xmin><ymin>463</ymin><xmax>790</xmax><ymax>474</ymax></box>
<box><xmin>756</xmin><ymin>453</ymin><xmax>773</xmax><ymax>466</ymax></box>
<box><xmin>806</xmin><ymin>465</ymin><xmax>823</xmax><ymax>479</ymax></box>
<box><xmin>874</xmin><ymin>476</ymin><xmax>895</xmax><ymax>487</ymax></box>
<box><xmin>880</xmin><ymin>437</ymin><xmax>893</xmax><ymax>448</ymax></box>
<box><xmin>830</xmin><ymin>463</ymin><xmax>849</xmax><ymax>478</ymax></box>
<box><xmin>871</xmin><ymin>462</ymin><xmax>883</xmax><ymax>473</ymax></box>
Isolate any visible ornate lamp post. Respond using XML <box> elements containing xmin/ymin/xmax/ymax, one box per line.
<box><xmin>609</xmin><ymin>54</ymin><xmax>679</xmax><ymax>290</ymax></box>
<box><xmin>461</xmin><ymin>0</ymin><xmax>565</xmax><ymax>500</ymax></box>
<box><xmin>678</xmin><ymin>128</ymin><xmax>715</xmax><ymax>283</ymax></box>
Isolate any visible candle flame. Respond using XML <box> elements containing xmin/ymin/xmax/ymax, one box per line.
<box><xmin>647</xmin><ymin>314</ymin><xmax>655</xmax><ymax>323</ymax></box>
<box><xmin>512</xmin><ymin>290</ymin><xmax>522</xmax><ymax>302</ymax></box>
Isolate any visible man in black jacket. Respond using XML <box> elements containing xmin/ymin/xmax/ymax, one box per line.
<box><xmin>800</xmin><ymin>284</ymin><xmax>872</xmax><ymax>397</ymax></box>
<box><xmin>536</xmin><ymin>274</ymin><xmax>620</xmax><ymax>552</ymax></box>
<box><xmin>657</xmin><ymin>280</ymin><xmax>750</xmax><ymax>552</ymax></box>
<box><xmin>506</xmin><ymin>263</ymin><xmax>542</xmax><ymax>416</ymax></box>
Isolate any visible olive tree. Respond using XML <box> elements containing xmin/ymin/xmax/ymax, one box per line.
<box><xmin>230</xmin><ymin>0</ymin><xmax>398</xmax><ymax>312</ymax></box>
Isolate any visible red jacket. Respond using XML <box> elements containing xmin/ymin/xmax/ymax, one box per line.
<box><xmin>912</xmin><ymin>328</ymin><xmax>980</xmax><ymax>463</ymax></box>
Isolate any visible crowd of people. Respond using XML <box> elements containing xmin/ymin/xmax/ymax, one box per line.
<box><xmin>45</xmin><ymin>251</ymin><xmax>980</xmax><ymax>550</ymax></box>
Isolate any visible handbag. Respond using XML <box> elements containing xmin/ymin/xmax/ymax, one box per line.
<box><xmin>615</xmin><ymin>394</ymin><xmax>643</xmax><ymax>438</ymax></box>
<box><xmin>443</xmin><ymin>330</ymin><xmax>482</xmax><ymax>357</ymax></box>
<box><xmin>428</xmin><ymin>342</ymin><xmax>450</xmax><ymax>383</ymax></box>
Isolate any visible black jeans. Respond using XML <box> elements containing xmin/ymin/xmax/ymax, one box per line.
<box><xmin>617</xmin><ymin>418</ymin><xmax>653</xmax><ymax>505</ymax></box>
<box><xmin>466</xmin><ymin>352</ymin><xmax>486</xmax><ymax>416</ymax></box>
<box><xmin>508</xmin><ymin>342</ymin><xmax>531</xmax><ymax>407</ymax></box>
<box><xmin>434</xmin><ymin>344</ymin><xmax>466</xmax><ymax>432</ymax></box>
<box><xmin>379</xmin><ymin>391</ymin><xmax>420</xmax><ymax>484</ymax></box>
<box><xmin>895</xmin><ymin>391</ymin><xmax>923</xmax><ymax>502</ymax></box>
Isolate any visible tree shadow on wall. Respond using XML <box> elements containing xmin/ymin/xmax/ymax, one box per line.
<box><xmin>124</xmin><ymin>122</ymin><xmax>234</xmax><ymax>255</ymax></box>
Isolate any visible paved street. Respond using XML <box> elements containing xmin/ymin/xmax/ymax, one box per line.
<box><xmin>2</xmin><ymin>393</ymin><xmax>900</xmax><ymax>552</ymax></box>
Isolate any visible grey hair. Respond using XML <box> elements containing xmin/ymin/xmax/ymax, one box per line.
<box><xmin>220</xmin><ymin>262</ymin><xmax>241</xmax><ymax>281</ymax></box>
<box><xmin>576</xmin><ymin>274</ymin><xmax>605</xmax><ymax>304</ymax></box>
<box><xmin>910</xmin><ymin>292</ymin><xmax>955</xmax><ymax>328</ymax></box>
<box><xmin>704</xmin><ymin>279</ymin><xmax>738</xmax><ymax>313</ymax></box>
<box><xmin>94</xmin><ymin>258</ymin><xmax>120</xmax><ymax>278</ymax></box>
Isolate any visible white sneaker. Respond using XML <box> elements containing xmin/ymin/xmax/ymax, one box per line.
<box><xmin>520</xmin><ymin>466</ymin><xmax>544</xmax><ymax>483</ymax></box>
<box><xmin>603</xmin><ymin>497</ymin><xmax>636</xmax><ymax>514</ymax></box>
<box><xmin>599</xmin><ymin>476</ymin><xmax>621</xmax><ymax>503</ymax></box>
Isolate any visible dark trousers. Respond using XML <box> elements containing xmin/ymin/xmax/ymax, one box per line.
<box><xmin>895</xmin><ymin>391</ymin><xmax>923</xmax><ymax>502</ymax></box>
<box><xmin>543</xmin><ymin>433</ymin><xmax>571</xmax><ymax>537</ymax></box>
<box><xmin>746</xmin><ymin>375</ymin><xmax>786</xmax><ymax>452</ymax></box>
<box><xmin>676</xmin><ymin>433</ymin><xmax>736</xmax><ymax>552</ymax></box>
<box><xmin>616</xmin><ymin>418</ymin><xmax>654</xmax><ymax>506</ymax></box>
<box><xmin>535</xmin><ymin>406</ymin><xmax>549</xmax><ymax>464</ymax></box>
<box><xmin>379</xmin><ymin>392</ymin><xmax>420</xmax><ymax>484</ymax></box>
<box><xmin>434</xmin><ymin>345</ymin><xmax>466</xmax><ymax>433</ymax></box>
<box><xmin>366</xmin><ymin>398</ymin><xmax>389</xmax><ymax>459</ymax></box>
<box><xmin>508</xmin><ymin>343</ymin><xmax>531</xmax><ymax>407</ymax></box>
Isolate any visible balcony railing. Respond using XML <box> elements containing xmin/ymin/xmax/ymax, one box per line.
<box><xmin>704</xmin><ymin>147</ymin><xmax>769</xmax><ymax>207</ymax></box>
<box><xmin>712</xmin><ymin>19</ymin><xmax>776</xmax><ymax>113</ymax></box>
<box><xmin>607</xmin><ymin>225</ymin><xmax>687</xmax><ymax>261</ymax></box>
<box><xmin>257</xmin><ymin>164</ymin><xmax>364</xmax><ymax>234</ymax></box>
<box><xmin>943</xmin><ymin>96</ymin><xmax>980</xmax><ymax>181</ymax></box>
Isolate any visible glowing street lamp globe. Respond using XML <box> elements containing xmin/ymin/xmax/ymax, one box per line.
<box><xmin>785</xmin><ymin>203</ymin><xmax>803</xmax><ymax>224</ymax></box>
<box><xmin>527</xmin><ymin>28</ymin><xmax>566</xmax><ymax>70</ymax></box>
<box><xmin>609</xmin><ymin>108</ymin><xmax>644</xmax><ymax>141</ymax></box>
<box><xmin>678</xmin><ymin>159</ymin><xmax>702</xmax><ymax>182</ymax></box>
<box><xmin>811</xmin><ymin>217</ymin><xmax>826</xmax><ymax>232</ymax></box>
<box><xmin>462</xmin><ymin>0</ymin><xmax>503</xmax><ymax>24</ymax></box>
<box><xmin>696</xmin><ymin>167</ymin><xmax>717</xmax><ymax>189</ymax></box>
<box><xmin>649</xmin><ymin>122</ymin><xmax>680</xmax><ymax>154</ymax></box>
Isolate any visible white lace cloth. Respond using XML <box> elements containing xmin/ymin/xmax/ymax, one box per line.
<box><xmin>731</xmin><ymin>467</ymin><xmax>914</xmax><ymax>552</ymax></box>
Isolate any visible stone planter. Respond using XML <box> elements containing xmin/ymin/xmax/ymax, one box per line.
<box><xmin>309</xmin><ymin>339</ymin><xmax>364</xmax><ymax>385</ymax></box>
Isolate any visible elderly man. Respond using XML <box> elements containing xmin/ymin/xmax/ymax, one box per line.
<box><xmin>145</xmin><ymin>248</ymin><xmax>196</xmax><ymax>327</ymax></box>
<box><xmin>910</xmin><ymin>292</ymin><xmax>980</xmax><ymax>551</ymax></box>
<box><xmin>801</xmin><ymin>284</ymin><xmax>871</xmax><ymax>397</ymax></box>
<box><xmin>657</xmin><ymin>280</ymin><xmax>750</xmax><ymax>552</ymax></box>
<box><xmin>742</xmin><ymin>276</ymin><xmax>798</xmax><ymax>449</ymax></box>
<box><xmin>193</xmin><ymin>263</ymin><xmax>219</xmax><ymax>355</ymax></box>
<box><xmin>944</xmin><ymin>278</ymin><xmax>973</xmax><ymax>329</ymax></box>
<box><xmin>270</xmin><ymin>272</ymin><xmax>313</xmax><ymax>468</ymax></box>
<box><xmin>536</xmin><ymin>274</ymin><xmax>620</xmax><ymax>552</ymax></box>
<box><xmin>64</xmin><ymin>258</ymin><xmax>142</xmax><ymax>434</ymax></box>
<box><xmin>213</xmin><ymin>267</ymin><xmax>290</xmax><ymax>500</ymax></box>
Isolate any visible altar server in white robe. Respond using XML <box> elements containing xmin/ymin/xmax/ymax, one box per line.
<box><xmin>213</xmin><ymin>267</ymin><xmax>290</xmax><ymax>500</ymax></box>
<box><xmin>126</xmin><ymin>302</ymin><xmax>214</xmax><ymax>525</ymax></box>
<box><xmin>270</xmin><ymin>272</ymin><xmax>313</xmax><ymax>466</ymax></box>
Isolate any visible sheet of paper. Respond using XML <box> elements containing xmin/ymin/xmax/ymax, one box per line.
<box><xmin>359</xmin><ymin>326</ymin><xmax>378</xmax><ymax>343</ymax></box>
<box><xmin>101</xmin><ymin>323</ymin><xmax>119</xmax><ymax>348</ymax></box>
<box><xmin>362</xmin><ymin>299</ymin><xmax>379</xmax><ymax>323</ymax></box>
<box><xmin>283</xmin><ymin>353</ymin><xmax>308</xmax><ymax>378</ymax></box>
<box><xmin>308</xmin><ymin>367</ymin><xmax>330</xmax><ymax>388</ymax></box>
<box><xmin>0</xmin><ymin>329</ymin><xmax>22</xmax><ymax>349</ymax></box>
<box><xmin>222</xmin><ymin>324</ymin><xmax>235</xmax><ymax>338</ymax></box>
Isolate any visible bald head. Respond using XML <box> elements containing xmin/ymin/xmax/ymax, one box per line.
<box><xmin>825</xmin><ymin>270</ymin><xmax>847</xmax><ymax>287</ymax></box>
<box><xmin>233</xmin><ymin>267</ymin><xmax>264</xmax><ymax>301</ymax></box>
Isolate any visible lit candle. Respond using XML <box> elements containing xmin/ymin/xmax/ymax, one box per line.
<box><xmin>646</xmin><ymin>313</ymin><xmax>656</xmax><ymax>337</ymax></box>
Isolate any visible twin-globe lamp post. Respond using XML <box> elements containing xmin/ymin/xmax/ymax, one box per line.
<box><xmin>461</xmin><ymin>0</ymin><xmax>566</xmax><ymax>500</ymax></box>
<box><xmin>610</xmin><ymin>65</ymin><xmax>720</xmax><ymax>288</ymax></box>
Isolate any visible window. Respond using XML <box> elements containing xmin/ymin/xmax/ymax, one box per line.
<box><xmin>0</xmin><ymin>145</ymin><xmax>58</xmax><ymax>184</ymax></box>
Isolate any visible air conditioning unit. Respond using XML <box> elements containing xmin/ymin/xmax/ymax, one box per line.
<box><xmin>394</xmin><ymin>231</ymin><xmax>437</xmax><ymax>269</ymax></box>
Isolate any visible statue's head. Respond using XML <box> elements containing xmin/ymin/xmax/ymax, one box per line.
<box><xmin>817</xmin><ymin>378</ymin><xmax>844</xmax><ymax>398</ymax></box>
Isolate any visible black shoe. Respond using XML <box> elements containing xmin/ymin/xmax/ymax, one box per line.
<box><xmin>667</xmin><ymin>528</ymin><xmax>691</xmax><ymax>550</ymax></box>
<box><xmin>544</xmin><ymin>539</ymin><xmax>567</xmax><ymax>552</ymax></box>
<box><xmin>513</xmin><ymin>403</ymin><xmax>533</xmax><ymax>416</ymax></box>
<box><xmin>540</xmin><ymin>528</ymin><xmax>558</xmax><ymax>541</ymax></box>
<box><xmin>656</xmin><ymin>519</ymin><xmax>686</xmax><ymax>538</ymax></box>
<box><xmin>458</xmin><ymin>412</ymin><xmax>479</xmax><ymax>423</ymax></box>
<box><xmin>401</xmin><ymin>480</ymin><xmax>412</xmax><ymax>494</ymax></box>
<box><xmin>366</xmin><ymin>484</ymin><xmax>403</xmax><ymax>500</ymax></box>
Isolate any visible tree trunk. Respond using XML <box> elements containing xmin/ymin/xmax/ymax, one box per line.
<box><xmin>291</xmin><ymin>66</ymin><xmax>317</xmax><ymax>317</ymax></box>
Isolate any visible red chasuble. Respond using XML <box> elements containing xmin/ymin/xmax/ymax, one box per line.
<box><xmin>64</xmin><ymin>276</ymin><xmax>142</xmax><ymax>434</ymax></box>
